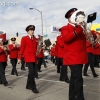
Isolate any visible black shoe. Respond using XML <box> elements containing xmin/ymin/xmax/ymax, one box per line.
<box><xmin>15</xmin><ymin>73</ymin><xmax>18</xmax><ymax>76</ymax></box>
<box><xmin>34</xmin><ymin>76</ymin><xmax>39</xmax><ymax>79</ymax></box>
<box><xmin>21</xmin><ymin>69</ymin><xmax>26</xmax><ymax>71</ymax></box>
<box><xmin>46</xmin><ymin>61</ymin><xmax>48</xmax><ymax>63</ymax></box>
<box><xmin>32</xmin><ymin>88</ymin><xmax>39</xmax><ymax>93</ymax></box>
<box><xmin>36</xmin><ymin>77</ymin><xmax>39</xmax><ymax>79</ymax></box>
<box><xmin>0</xmin><ymin>82</ymin><xmax>2</xmax><ymax>84</ymax></box>
<box><xmin>38</xmin><ymin>70</ymin><xmax>42</xmax><ymax>72</ymax></box>
<box><xmin>57</xmin><ymin>70</ymin><xmax>60</xmax><ymax>73</ymax></box>
<box><xmin>4</xmin><ymin>82</ymin><xmax>8</xmax><ymax>86</ymax></box>
<box><xmin>59</xmin><ymin>78</ymin><xmax>65</xmax><ymax>81</ymax></box>
<box><xmin>26</xmin><ymin>87</ymin><xmax>32</xmax><ymax>90</ymax></box>
<box><xmin>11</xmin><ymin>73</ymin><xmax>15</xmax><ymax>75</ymax></box>
<box><xmin>44</xmin><ymin>66</ymin><xmax>47</xmax><ymax>68</ymax></box>
<box><xmin>94</xmin><ymin>74</ymin><xmax>99</xmax><ymax>77</ymax></box>
<box><xmin>65</xmin><ymin>79</ymin><xmax>70</xmax><ymax>83</ymax></box>
<box><xmin>83</xmin><ymin>74</ymin><xmax>89</xmax><ymax>76</ymax></box>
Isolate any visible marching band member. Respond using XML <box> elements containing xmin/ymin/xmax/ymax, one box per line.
<box><xmin>0</xmin><ymin>38</ymin><xmax>8</xmax><ymax>86</ymax></box>
<box><xmin>50</xmin><ymin>44</ymin><xmax>56</xmax><ymax>64</ymax></box>
<box><xmin>83</xmin><ymin>30</ymin><xmax>99</xmax><ymax>77</ymax></box>
<box><xmin>97</xmin><ymin>37</ymin><xmax>100</xmax><ymax>68</ymax></box>
<box><xmin>18</xmin><ymin>25</ymin><xmax>39</xmax><ymax>93</ymax></box>
<box><xmin>61</xmin><ymin>8</ymin><xmax>88</xmax><ymax>100</ymax></box>
<box><xmin>56</xmin><ymin>33</ymin><xmax>69</xmax><ymax>83</ymax></box>
<box><xmin>8</xmin><ymin>37</ymin><xmax>19</xmax><ymax>76</ymax></box>
<box><xmin>93</xmin><ymin>32</ymin><xmax>100</xmax><ymax>68</ymax></box>
<box><xmin>54</xmin><ymin>41</ymin><xmax>58</xmax><ymax>66</ymax></box>
<box><xmin>37</xmin><ymin>47</ymin><xmax>44</xmax><ymax>72</ymax></box>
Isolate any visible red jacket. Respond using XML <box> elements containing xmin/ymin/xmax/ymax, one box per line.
<box><xmin>37</xmin><ymin>49</ymin><xmax>44</xmax><ymax>58</ymax></box>
<box><xmin>55</xmin><ymin>43</ymin><xmax>58</xmax><ymax>57</ymax></box>
<box><xmin>18</xmin><ymin>48</ymin><xmax>24</xmax><ymax>59</ymax></box>
<box><xmin>61</xmin><ymin>23</ymin><xmax>88</xmax><ymax>65</ymax></box>
<box><xmin>9</xmin><ymin>44</ymin><xmax>19</xmax><ymax>58</ymax></box>
<box><xmin>0</xmin><ymin>47</ymin><xmax>7</xmax><ymax>62</ymax></box>
<box><xmin>18</xmin><ymin>35</ymin><xmax>37</xmax><ymax>63</ymax></box>
<box><xmin>93</xmin><ymin>42</ymin><xmax>100</xmax><ymax>55</ymax></box>
<box><xmin>50</xmin><ymin>46</ymin><xmax>56</xmax><ymax>56</ymax></box>
<box><xmin>57</xmin><ymin>35</ymin><xmax>64</xmax><ymax>58</ymax></box>
<box><xmin>86</xmin><ymin>40</ymin><xmax>93</xmax><ymax>53</ymax></box>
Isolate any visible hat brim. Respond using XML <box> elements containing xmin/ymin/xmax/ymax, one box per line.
<box><xmin>65</xmin><ymin>8</ymin><xmax>78</xmax><ymax>19</ymax></box>
<box><xmin>26</xmin><ymin>25</ymin><xmax>35</xmax><ymax>32</ymax></box>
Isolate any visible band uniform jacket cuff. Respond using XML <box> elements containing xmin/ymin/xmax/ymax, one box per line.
<box><xmin>74</xmin><ymin>31</ymin><xmax>77</xmax><ymax>36</ymax></box>
<box><xmin>18</xmin><ymin>54</ymin><xmax>22</xmax><ymax>60</ymax></box>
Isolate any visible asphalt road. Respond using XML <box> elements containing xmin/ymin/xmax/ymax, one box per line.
<box><xmin>0</xmin><ymin>60</ymin><xmax>100</xmax><ymax>100</ymax></box>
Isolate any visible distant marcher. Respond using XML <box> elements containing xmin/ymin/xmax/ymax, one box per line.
<box><xmin>0</xmin><ymin>38</ymin><xmax>8</xmax><ymax>86</ymax></box>
<box><xmin>8</xmin><ymin>37</ymin><xmax>19</xmax><ymax>76</ymax></box>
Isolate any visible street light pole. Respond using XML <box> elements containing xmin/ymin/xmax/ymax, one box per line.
<box><xmin>29</xmin><ymin>8</ymin><xmax>43</xmax><ymax>36</ymax></box>
<box><xmin>41</xmin><ymin>11</ymin><xmax>43</xmax><ymax>36</ymax></box>
<box><xmin>35</xmin><ymin>18</ymin><xmax>47</xmax><ymax>35</ymax></box>
<box><xmin>45</xmin><ymin>20</ymin><xmax>47</xmax><ymax>35</ymax></box>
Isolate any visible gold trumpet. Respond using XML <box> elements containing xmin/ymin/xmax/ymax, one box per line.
<box><xmin>36</xmin><ymin>35</ymin><xmax>43</xmax><ymax>56</ymax></box>
<box><xmin>81</xmin><ymin>21</ymin><xmax>96</xmax><ymax>46</ymax></box>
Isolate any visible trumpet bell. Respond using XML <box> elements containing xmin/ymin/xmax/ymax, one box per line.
<box><xmin>70</xmin><ymin>9</ymin><xmax>86</xmax><ymax>24</ymax></box>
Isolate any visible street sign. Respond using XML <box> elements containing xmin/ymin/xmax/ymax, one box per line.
<box><xmin>51</xmin><ymin>26</ymin><xmax>60</xmax><ymax>33</ymax></box>
<box><xmin>96</xmin><ymin>28</ymin><xmax>100</xmax><ymax>32</ymax></box>
<box><xmin>43</xmin><ymin>34</ymin><xmax>48</xmax><ymax>37</ymax></box>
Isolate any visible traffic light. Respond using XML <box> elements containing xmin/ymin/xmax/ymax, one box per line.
<box><xmin>16</xmin><ymin>32</ymin><xmax>18</xmax><ymax>37</ymax></box>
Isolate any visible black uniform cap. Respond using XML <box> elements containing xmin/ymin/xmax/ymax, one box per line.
<box><xmin>65</xmin><ymin>8</ymin><xmax>78</xmax><ymax>19</ymax></box>
<box><xmin>11</xmin><ymin>37</ymin><xmax>16</xmax><ymax>41</ymax></box>
<box><xmin>26</xmin><ymin>25</ymin><xmax>35</xmax><ymax>32</ymax></box>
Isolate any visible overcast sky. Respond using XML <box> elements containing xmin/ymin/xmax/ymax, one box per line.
<box><xmin>0</xmin><ymin>0</ymin><xmax>100</xmax><ymax>40</ymax></box>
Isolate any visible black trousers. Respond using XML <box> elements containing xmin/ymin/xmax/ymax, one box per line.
<box><xmin>51</xmin><ymin>56</ymin><xmax>55</xmax><ymax>63</ymax></box>
<box><xmin>51</xmin><ymin>55</ymin><xmax>53</xmax><ymax>62</ymax></box>
<box><xmin>26</xmin><ymin>62</ymin><xmax>36</xmax><ymax>89</ymax></box>
<box><xmin>55</xmin><ymin>57</ymin><xmax>58</xmax><ymax>66</ymax></box>
<box><xmin>0</xmin><ymin>62</ymin><xmax>7</xmax><ymax>84</ymax></box>
<box><xmin>34</xmin><ymin>63</ymin><xmax>38</xmax><ymax>77</ymax></box>
<box><xmin>84</xmin><ymin>53</ymin><xmax>96</xmax><ymax>75</ymax></box>
<box><xmin>57</xmin><ymin>58</ymin><xmax>61</xmax><ymax>73</ymax></box>
<box><xmin>21</xmin><ymin>57</ymin><xmax>25</xmax><ymax>70</ymax></box>
<box><xmin>60</xmin><ymin>66</ymin><xmax>68</xmax><ymax>79</ymax></box>
<box><xmin>37</xmin><ymin>58</ymin><xmax>43</xmax><ymax>71</ymax></box>
<box><xmin>69</xmin><ymin>64</ymin><xmax>84</xmax><ymax>100</ymax></box>
<box><xmin>42</xmin><ymin>58</ymin><xmax>47</xmax><ymax>67</ymax></box>
<box><xmin>93</xmin><ymin>55</ymin><xmax>100</xmax><ymax>67</ymax></box>
<box><xmin>44</xmin><ymin>56</ymin><xmax>48</xmax><ymax>61</ymax></box>
<box><xmin>10</xmin><ymin>58</ymin><xmax>18</xmax><ymax>75</ymax></box>
<box><xmin>59</xmin><ymin>58</ymin><xmax>68</xmax><ymax>80</ymax></box>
